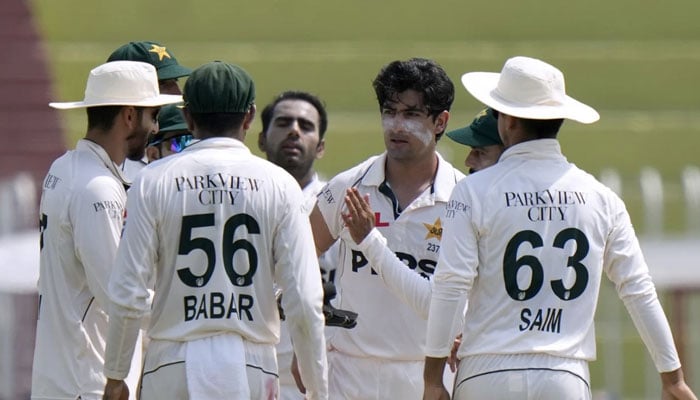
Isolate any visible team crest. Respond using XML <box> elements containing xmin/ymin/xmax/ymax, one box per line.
<box><xmin>149</xmin><ymin>44</ymin><xmax>171</xmax><ymax>61</ymax></box>
<box><xmin>423</xmin><ymin>218</ymin><xmax>442</xmax><ymax>240</ymax></box>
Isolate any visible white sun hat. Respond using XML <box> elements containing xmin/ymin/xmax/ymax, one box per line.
<box><xmin>461</xmin><ymin>56</ymin><xmax>600</xmax><ymax>124</ymax></box>
<box><xmin>49</xmin><ymin>61</ymin><xmax>182</xmax><ymax>109</ymax></box>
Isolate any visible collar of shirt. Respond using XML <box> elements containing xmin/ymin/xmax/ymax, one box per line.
<box><xmin>302</xmin><ymin>173</ymin><xmax>324</xmax><ymax>195</ymax></box>
<box><xmin>500</xmin><ymin>138</ymin><xmax>566</xmax><ymax>163</ymax></box>
<box><xmin>181</xmin><ymin>136</ymin><xmax>252</xmax><ymax>154</ymax></box>
<box><xmin>360</xmin><ymin>151</ymin><xmax>457</xmax><ymax>203</ymax></box>
<box><xmin>77</xmin><ymin>139</ymin><xmax>130</xmax><ymax>186</ymax></box>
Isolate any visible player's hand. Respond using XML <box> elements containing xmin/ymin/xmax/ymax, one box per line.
<box><xmin>341</xmin><ymin>188</ymin><xmax>374</xmax><ymax>244</ymax></box>
<box><xmin>447</xmin><ymin>334</ymin><xmax>462</xmax><ymax>373</ymax></box>
<box><xmin>290</xmin><ymin>352</ymin><xmax>307</xmax><ymax>395</ymax></box>
<box><xmin>103</xmin><ymin>378</ymin><xmax>129</xmax><ymax>400</ymax></box>
<box><xmin>423</xmin><ymin>383</ymin><xmax>450</xmax><ymax>400</ymax></box>
<box><xmin>661</xmin><ymin>369</ymin><xmax>697</xmax><ymax>400</ymax></box>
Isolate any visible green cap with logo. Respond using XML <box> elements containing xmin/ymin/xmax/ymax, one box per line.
<box><xmin>447</xmin><ymin>107</ymin><xmax>503</xmax><ymax>147</ymax></box>
<box><xmin>147</xmin><ymin>104</ymin><xmax>189</xmax><ymax>146</ymax></box>
<box><xmin>183</xmin><ymin>61</ymin><xmax>255</xmax><ymax>113</ymax></box>
<box><xmin>107</xmin><ymin>41</ymin><xmax>191</xmax><ymax>81</ymax></box>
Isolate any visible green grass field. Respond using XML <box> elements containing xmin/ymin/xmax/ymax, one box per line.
<box><xmin>30</xmin><ymin>0</ymin><xmax>700</xmax><ymax>397</ymax></box>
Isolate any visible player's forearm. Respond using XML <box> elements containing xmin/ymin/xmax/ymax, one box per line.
<box><xmin>425</xmin><ymin>291</ymin><xmax>464</xmax><ymax>357</ymax></box>
<box><xmin>287</xmin><ymin>311</ymin><xmax>328</xmax><ymax>399</ymax></box>
<box><xmin>622</xmin><ymin>291</ymin><xmax>681</xmax><ymax>372</ymax></box>
<box><xmin>357</xmin><ymin>228</ymin><xmax>431</xmax><ymax>318</ymax></box>
<box><xmin>281</xmin><ymin>266</ymin><xmax>328</xmax><ymax>398</ymax></box>
<box><xmin>104</xmin><ymin>312</ymin><xmax>142</xmax><ymax>379</ymax></box>
<box><xmin>424</xmin><ymin>356</ymin><xmax>448</xmax><ymax>386</ymax></box>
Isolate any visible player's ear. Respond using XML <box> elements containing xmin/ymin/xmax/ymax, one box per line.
<box><xmin>121</xmin><ymin>106</ymin><xmax>138</xmax><ymax>129</ymax></box>
<box><xmin>146</xmin><ymin>145</ymin><xmax>159</xmax><ymax>163</ymax></box>
<box><xmin>315</xmin><ymin>139</ymin><xmax>325</xmax><ymax>159</ymax></box>
<box><xmin>434</xmin><ymin>110</ymin><xmax>449</xmax><ymax>136</ymax></box>
<box><xmin>242</xmin><ymin>105</ymin><xmax>256</xmax><ymax>130</ymax></box>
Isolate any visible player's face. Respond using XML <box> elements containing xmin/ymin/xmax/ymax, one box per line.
<box><xmin>159</xmin><ymin>79</ymin><xmax>181</xmax><ymax>95</ymax></box>
<box><xmin>381</xmin><ymin>90</ymin><xmax>441</xmax><ymax>162</ymax></box>
<box><xmin>126</xmin><ymin>107</ymin><xmax>159</xmax><ymax>161</ymax></box>
<box><xmin>465</xmin><ymin>144</ymin><xmax>505</xmax><ymax>174</ymax></box>
<box><xmin>261</xmin><ymin>99</ymin><xmax>323</xmax><ymax>174</ymax></box>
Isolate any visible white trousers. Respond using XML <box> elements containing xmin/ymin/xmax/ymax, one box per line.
<box><xmin>453</xmin><ymin>353</ymin><xmax>591</xmax><ymax>400</ymax></box>
<box><xmin>138</xmin><ymin>338</ymin><xmax>278</xmax><ymax>400</ymax></box>
<box><xmin>327</xmin><ymin>350</ymin><xmax>456</xmax><ymax>400</ymax></box>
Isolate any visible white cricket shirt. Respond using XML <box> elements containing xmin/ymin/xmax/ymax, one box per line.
<box><xmin>277</xmin><ymin>174</ymin><xmax>338</xmax><ymax>390</ymax></box>
<box><xmin>316</xmin><ymin>152</ymin><xmax>465</xmax><ymax>360</ymax></box>
<box><xmin>104</xmin><ymin>137</ymin><xmax>328</xmax><ymax>397</ymax></box>
<box><xmin>426</xmin><ymin>139</ymin><xmax>681</xmax><ymax>373</ymax></box>
<box><xmin>31</xmin><ymin>140</ymin><xmax>133</xmax><ymax>399</ymax></box>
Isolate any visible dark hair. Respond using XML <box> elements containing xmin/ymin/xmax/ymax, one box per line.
<box><xmin>519</xmin><ymin>118</ymin><xmax>565</xmax><ymax>139</ymax></box>
<box><xmin>372</xmin><ymin>58</ymin><xmax>455</xmax><ymax>140</ymax></box>
<box><xmin>189</xmin><ymin>112</ymin><xmax>247</xmax><ymax>136</ymax></box>
<box><xmin>86</xmin><ymin>106</ymin><xmax>123</xmax><ymax>130</ymax></box>
<box><xmin>87</xmin><ymin>106</ymin><xmax>145</xmax><ymax>131</ymax></box>
<box><xmin>260</xmin><ymin>91</ymin><xmax>328</xmax><ymax>139</ymax></box>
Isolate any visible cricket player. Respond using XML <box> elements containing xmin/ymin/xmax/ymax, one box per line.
<box><xmin>107</xmin><ymin>40</ymin><xmax>191</xmax><ymax>181</ymax></box>
<box><xmin>31</xmin><ymin>61</ymin><xmax>181</xmax><ymax>400</ymax></box>
<box><xmin>424</xmin><ymin>56</ymin><xmax>697</xmax><ymax>400</ymax></box>
<box><xmin>309</xmin><ymin>58</ymin><xmax>465</xmax><ymax>399</ymax></box>
<box><xmin>102</xmin><ymin>61</ymin><xmax>328</xmax><ymax>400</ymax></box>
<box><xmin>145</xmin><ymin>104</ymin><xmax>194</xmax><ymax>162</ymax></box>
<box><xmin>340</xmin><ymin>107</ymin><xmax>505</xmax><ymax>320</ymax></box>
<box><xmin>257</xmin><ymin>90</ymin><xmax>339</xmax><ymax>399</ymax></box>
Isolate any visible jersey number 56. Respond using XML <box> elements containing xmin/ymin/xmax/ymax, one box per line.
<box><xmin>177</xmin><ymin>213</ymin><xmax>260</xmax><ymax>288</ymax></box>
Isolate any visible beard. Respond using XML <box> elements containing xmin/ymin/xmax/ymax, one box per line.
<box><xmin>126</xmin><ymin>124</ymin><xmax>150</xmax><ymax>161</ymax></box>
<box><xmin>272</xmin><ymin>151</ymin><xmax>315</xmax><ymax>181</ymax></box>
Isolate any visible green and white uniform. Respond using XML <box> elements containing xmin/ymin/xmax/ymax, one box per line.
<box><xmin>31</xmin><ymin>139</ymin><xmax>142</xmax><ymax>400</ymax></box>
<box><xmin>427</xmin><ymin>140</ymin><xmax>681</xmax><ymax>399</ymax></box>
<box><xmin>316</xmin><ymin>152</ymin><xmax>464</xmax><ymax>399</ymax></box>
<box><xmin>104</xmin><ymin>138</ymin><xmax>328</xmax><ymax>400</ymax></box>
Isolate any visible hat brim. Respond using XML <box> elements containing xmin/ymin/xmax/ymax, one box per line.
<box><xmin>461</xmin><ymin>72</ymin><xmax>600</xmax><ymax>124</ymax></box>
<box><xmin>49</xmin><ymin>94</ymin><xmax>183</xmax><ymax>110</ymax></box>
<box><xmin>157</xmin><ymin>64</ymin><xmax>192</xmax><ymax>80</ymax></box>
<box><xmin>447</xmin><ymin>126</ymin><xmax>501</xmax><ymax>148</ymax></box>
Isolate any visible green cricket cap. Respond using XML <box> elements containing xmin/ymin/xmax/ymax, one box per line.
<box><xmin>158</xmin><ymin>104</ymin><xmax>188</xmax><ymax>133</ymax></box>
<box><xmin>183</xmin><ymin>61</ymin><xmax>255</xmax><ymax>113</ymax></box>
<box><xmin>148</xmin><ymin>104</ymin><xmax>189</xmax><ymax>146</ymax></box>
<box><xmin>447</xmin><ymin>107</ymin><xmax>503</xmax><ymax>147</ymax></box>
<box><xmin>107</xmin><ymin>41</ymin><xmax>191</xmax><ymax>81</ymax></box>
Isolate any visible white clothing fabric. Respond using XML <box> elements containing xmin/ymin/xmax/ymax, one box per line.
<box><xmin>426</xmin><ymin>139</ymin><xmax>681</xmax><ymax>375</ymax></box>
<box><xmin>278</xmin><ymin>174</ymin><xmax>338</xmax><ymax>400</ymax></box>
<box><xmin>454</xmin><ymin>353</ymin><xmax>589</xmax><ymax>399</ymax></box>
<box><xmin>316</xmin><ymin>152</ymin><xmax>463</xmax><ymax>360</ymax></box>
<box><xmin>120</xmin><ymin>157</ymin><xmax>148</xmax><ymax>184</ymax></box>
<box><xmin>185</xmin><ymin>334</ymin><xmax>249</xmax><ymax>399</ymax></box>
<box><xmin>356</xmin><ymin>228</ymin><xmax>432</xmax><ymax>318</ymax></box>
<box><xmin>454</xmin><ymin>355</ymin><xmax>591</xmax><ymax>400</ymax></box>
<box><xmin>31</xmin><ymin>139</ymin><xmax>141</xmax><ymax>400</ymax></box>
<box><xmin>104</xmin><ymin>137</ymin><xmax>327</xmax><ymax>399</ymax></box>
<box><xmin>139</xmin><ymin>338</ymin><xmax>278</xmax><ymax>400</ymax></box>
<box><xmin>327</xmin><ymin>349</ymin><xmax>456</xmax><ymax>400</ymax></box>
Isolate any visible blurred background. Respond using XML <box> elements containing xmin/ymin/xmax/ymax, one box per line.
<box><xmin>1</xmin><ymin>0</ymin><xmax>699</xmax><ymax>398</ymax></box>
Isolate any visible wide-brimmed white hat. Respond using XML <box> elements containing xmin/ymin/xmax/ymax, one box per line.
<box><xmin>49</xmin><ymin>61</ymin><xmax>182</xmax><ymax>109</ymax></box>
<box><xmin>461</xmin><ymin>56</ymin><xmax>599</xmax><ymax>124</ymax></box>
